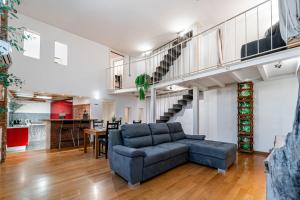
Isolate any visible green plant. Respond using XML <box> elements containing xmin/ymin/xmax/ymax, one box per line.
<box><xmin>112</xmin><ymin>115</ymin><xmax>116</xmax><ymax>122</ymax></box>
<box><xmin>239</xmin><ymin>108</ymin><xmax>251</xmax><ymax>115</ymax></box>
<box><xmin>0</xmin><ymin>0</ymin><xmax>27</xmax><ymax>113</ymax></box>
<box><xmin>239</xmin><ymin>90</ymin><xmax>251</xmax><ymax>97</ymax></box>
<box><xmin>241</xmin><ymin>143</ymin><xmax>251</xmax><ymax>150</ymax></box>
<box><xmin>240</xmin><ymin>119</ymin><xmax>250</xmax><ymax>125</ymax></box>
<box><xmin>239</xmin><ymin>125</ymin><xmax>251</xmax><ymax>133</ymax></box>
<box><xmin>135</xmin><ymin>73</ymin><xmax>150</xmax><ymax>100</ymax></box>
<box><xmin>239</xmin><ymin>102</ymin><xmax>250</xmax><ymax>107</ymax></box>
<box><xmin>240</xmin><ymin>137</ymin><xmax>250</xmax><ymax>143</ymax></box>
<box><xmin>240</xmin><ymin>83</ymin><xmax>251</xmax><ymax>89</ymax></box>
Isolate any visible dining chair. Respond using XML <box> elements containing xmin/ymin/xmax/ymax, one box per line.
<box><xmin>115</xmin><ymin>120</ymin><xmax>122</xmax><ymax>126</ymax></box>
<box><xmin>99</xmin><ymin>121</ymin><xmax>119</xmax><ymax>159</ymax></box>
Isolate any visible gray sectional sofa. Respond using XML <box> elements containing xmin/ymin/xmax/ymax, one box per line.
<box><xmin>108</xmin><ymin>122</ymin><xmax>236</xmax><ymax>186</ymax></box>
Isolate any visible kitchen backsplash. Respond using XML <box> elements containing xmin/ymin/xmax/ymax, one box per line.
<box><xmin>10</xmin><ymin>113</ymin><xmax>50</xmax><ymax>124</ymax></box>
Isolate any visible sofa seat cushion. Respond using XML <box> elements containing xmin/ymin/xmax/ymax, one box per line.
<box><xmin>149</xmin><ymin>123</ymin><xmax>171</xmax><ymax>145</ymax></box>
<box><xmin>167</xmin><ymin>122</ymin><xmax>186</xmax><ymax>141</ymax></box>
<box><xmin>121</xmin><ymin>124</ymin><xmax>152</xmax><ymax>148</ymax></box>
<box><xmin>190</xmin><ymin>140</ymin><xmax>237</xmax><ymax>159</ymax></box>
<box><xmin>139</xmin><ymin>146</ymin><xmax>172</xmax><ymax>167</ymax></box>
<box><xmin>175</xmin><ymin>139</ymin><xmax>203</xmax><ymax>146</ymax></box>
<box><xmin>157</xmin><ymin>142</ymin><xmax>189</xmax><ymax>157</ymax></box>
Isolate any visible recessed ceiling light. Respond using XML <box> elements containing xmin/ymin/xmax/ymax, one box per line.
<box><xmin>137</xmin><ymin>43</ymin><xmax>153</xmax><ymax>52</ymax></box>
<box><xmin>166</xmin><ymin>85</ymin><xmax>187</xmax><ymax>91</ymax></box>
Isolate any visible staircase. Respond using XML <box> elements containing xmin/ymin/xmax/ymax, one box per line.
<box><xmin>150</xmin><ymin>31</ymin><xmax>193</xmax><ymax>84</ymax></box>
<box><xmin>156</xmin><ymin>90</ymin><xmax>193</xmax><ymax>123</ymax></box>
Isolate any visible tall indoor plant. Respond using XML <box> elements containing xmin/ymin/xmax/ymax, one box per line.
<box><xmin>0</xmin><ymin>0</ymin><xmax>27</xmax><ymax>162</ymax></box>
<box><xmin>135</xmin><ymin>73</ymin><xmax>150</xmax><ymax>100</ymax></box>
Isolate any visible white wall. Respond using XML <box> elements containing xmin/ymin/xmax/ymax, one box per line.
<box><xmin>169</xmin><ymin>104</ymin><xmax>193</xmax><ymax>135</ymax></box>
<box><xmin>15</xmin><ymin>101</ymin><xmax>50</xmax><ymax>114</ymax></box>
<box><xmin>201</xmin><ymin>77</ymin><xmax>297</xmax><ymax>152</ymax></box>
<box><xmin>9</xmin><ymin>14</ymin><xmax>110</xmax><ymax>101</ymax></box>
<box><xmin>254</xmin><ymin>77</ymin><xmax>298</xmax><ymax>152</ymax></box>
<box><xmin>114</xmin><ymin>95</ymin><xmax>147</xmax><ymax>123</ymax></box>
<box><xmin>8</xmin><ymin>14</ymin><xmax>144</xmax><ymax>122</ymax></box>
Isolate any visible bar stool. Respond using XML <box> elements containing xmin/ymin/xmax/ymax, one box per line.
<box><xmin>58</xmin><ymin>120</ymin><xmax>76</xmax><ymax>149</ymax></box>
<box><xmin>76</xmin><ymin>119</ymin><xmax>90</xmax><ymax>147</ymax></box>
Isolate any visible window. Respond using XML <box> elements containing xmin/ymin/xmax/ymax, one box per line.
<box><xmin>54</xmin><ymin>42</ymin><xmax>68</xmax><ymax>66</ymax></box>
<box><xmin>23</xmin><ymin>30</ymin><xmax>40</xmax><ymax>59</ymax></box>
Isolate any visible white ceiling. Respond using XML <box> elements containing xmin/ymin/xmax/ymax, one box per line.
<box><xmin>19</xmin><ymin>0</ymin><xmax>266</xmax><ymax>55</ymax></box>
<box><xmin>177</xmin><ymin>57</ymin><xmax>299</xmax><ymax>91</ymax></box>
<box><xmin>264</xmin><ymin>58</ymin><xmax>299</xmax><ymax>78</ymax></box>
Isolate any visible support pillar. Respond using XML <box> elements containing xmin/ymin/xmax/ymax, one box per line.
<box><xmin>0</xmin><ymin>3</ymin><xmax>8</xmax><ymax>163</ymax></box>
<box><xmin>150</xmin><ymin>88</ymin><xmax>156</xmax><ymax>123</ymax></box>
<box><xmin>192</xmin><ymin>87</ymin><xmax>199</xmax><ymax>135</ymax></box>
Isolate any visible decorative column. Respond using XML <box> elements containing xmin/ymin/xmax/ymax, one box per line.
<box><xmin>192</xmin><ymin>87</ymin><xmax>199</xmax><ymax>135</ymax></box>
<box><xmin>237</xmin><ymin>81</ymin><xmax>254</xmax><ymax>153</ymax></box>
<box><xmin>149</xmin><ymin>87</ymin><xmax>156</xmax><ymax>123</ymax></box>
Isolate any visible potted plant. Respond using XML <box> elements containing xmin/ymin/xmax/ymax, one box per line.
<box><xmin>0</xmin><ymin>0</ymin><xmax>28</xmax><ymax>162</ymax></box>
<box><xmin>135</xmin><ymin>73</ymin><xmax>150</xmax><ymax>100</ymax></box>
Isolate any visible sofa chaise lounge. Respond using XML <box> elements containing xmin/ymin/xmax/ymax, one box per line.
<box><xmin>108</xmin><ymin>122</ymin><xmax>237</xmax><ymax>186</ymax></box>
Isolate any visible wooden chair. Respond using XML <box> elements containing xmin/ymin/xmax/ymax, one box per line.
<box><xmin>99</xmin><ymin>121</ymin><xmax>119</xmax><ymax>159</ymax></box>
<box><xmin>115</xmin><ymin>120</ymin><xmax>122</xmax><ymax>126</ymax></box>
<box><xmin>93</xmin><ymin>120</ymin><xmax>104</xmax><ymax>129</ymax></box>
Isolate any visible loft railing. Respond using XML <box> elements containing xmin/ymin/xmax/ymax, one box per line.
<box><xmin>106</xmin><ymin>0</ymin><xmax>296</xmax><ymax>91</ymax></box>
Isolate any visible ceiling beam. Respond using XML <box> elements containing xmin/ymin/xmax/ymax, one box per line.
<box><xmin>185</xmin><ymin>81</ymin><xmax>208</xmax><ymax>91</ymax></box>
<box><xmin>230</xmin><ymin>71</ymin><xmax>243</xmax><ymax>82</ymax></box>
<box><xmin>208</xmin><ymin>77</ymin><xmax>225</xmax><ymax>88</ymax></box>
<box><xmin>257</xmin><ymin>65</ymin><xmax>269</xmax><ymax>81</ymax></box>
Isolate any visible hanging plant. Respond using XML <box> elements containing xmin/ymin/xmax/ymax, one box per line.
<box><xmin>135</xmin><ymin>73</ymin><xmax>150</xmax><ymax>100</ymax></box>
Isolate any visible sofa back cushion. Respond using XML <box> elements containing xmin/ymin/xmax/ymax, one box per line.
<box><xmin>121</xmin><ymin>124</ymin><xmax>152</xmax><ymax>148</ymax></box>
<box><xmin>167</xmin><ymin>122</ymin><xmax>186</xmax><ymax>141</ymax></box>
<box><xmin>149</xmin><ymin>123</ymin><xmax>171</xmax><ymax>145</ymax></box>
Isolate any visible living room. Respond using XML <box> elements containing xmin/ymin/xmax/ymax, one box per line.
<box><xmin>0</xmin><ymin>0</ymin><xmax>299</xmax><ymax>199</ymax></box>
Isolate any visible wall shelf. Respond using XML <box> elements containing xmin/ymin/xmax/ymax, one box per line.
<box><xmin>237</xmin><ymin>81</ymin><xmax>254</xmax><ymax>153</ymax></box>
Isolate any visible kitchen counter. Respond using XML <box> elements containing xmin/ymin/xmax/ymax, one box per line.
<box><xmin>43</xmin><ymin>119</ymin><xmax>93</xmax><ymax>149</ymax></box>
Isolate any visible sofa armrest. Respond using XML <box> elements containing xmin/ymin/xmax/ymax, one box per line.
<box><xmin>109</xmin><ymin>130</ymin><xmax>123</xmax><ymax>147</ymax></box>
<box><xmin>113</xmin><ymin>145</ymin><xmax>146</xmax><ymax>158</ymax></box>
<box><xmin>185</xmin><ymin>135</ymin><xmax>206</xmax><ymax>140</ymax></box>
<box><xmin>111</xmin><ymin>145</ymin><xmax>144</xmax><ymax>185</ymax></box>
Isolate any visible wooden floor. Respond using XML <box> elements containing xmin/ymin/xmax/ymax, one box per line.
<box><xmin>0</xmin><ymin>149</ymin><xmax>267</xmax><ymax>200</ymax></box>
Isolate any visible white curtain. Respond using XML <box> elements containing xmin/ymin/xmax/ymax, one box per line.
<box><xmin>279</xmin><ymin>0</ymin><xmax>300</xmax><ymax>42</ymax></box>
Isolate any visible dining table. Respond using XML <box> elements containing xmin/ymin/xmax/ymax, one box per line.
<box><xmin>83</xmin><ymin>128</ymin><xmax>106</xmax><ymax>159</ymax></box>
